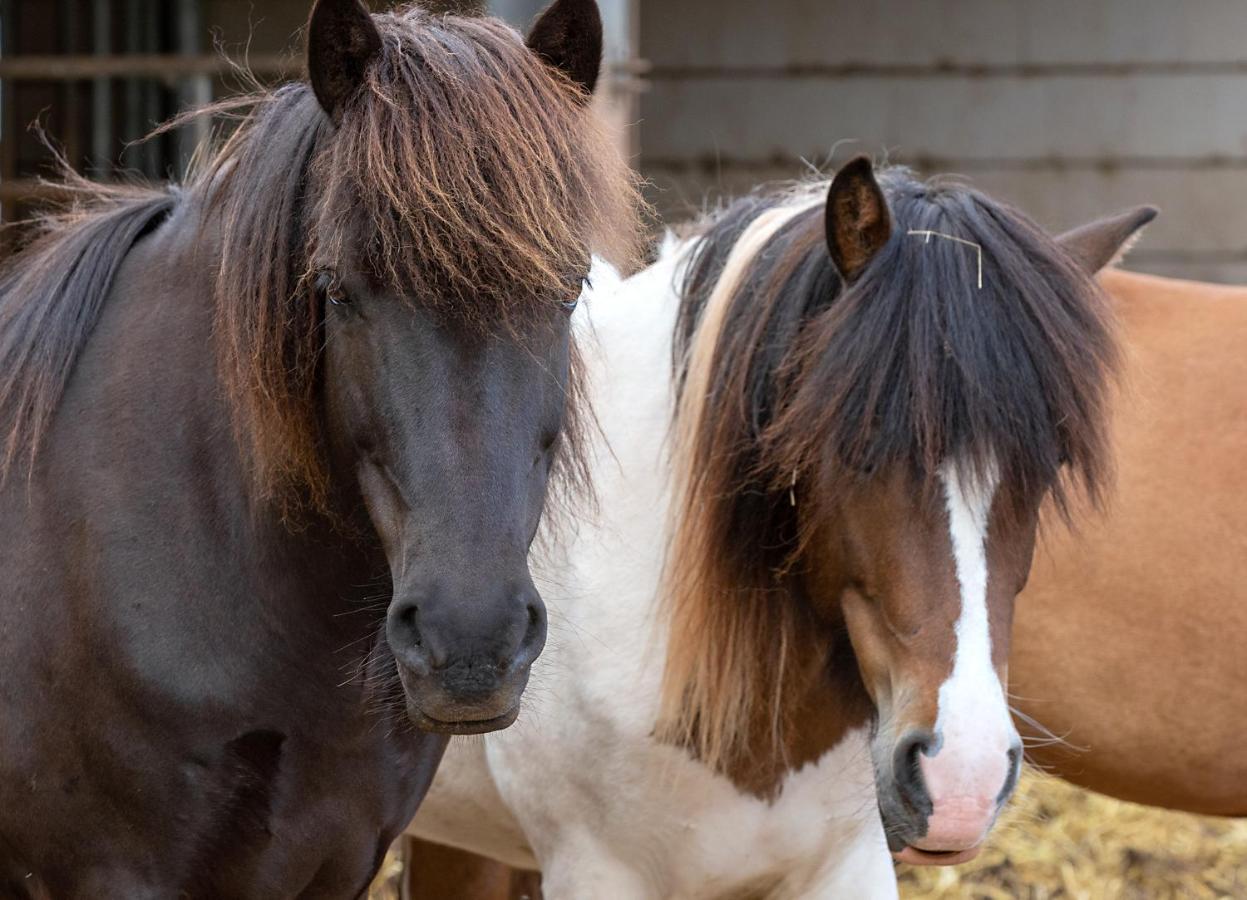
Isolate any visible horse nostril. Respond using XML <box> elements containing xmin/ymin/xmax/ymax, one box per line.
<box><xmin>397</xmin><ymin>603</ymin><xmax>420</xmax><ymax>645</ymax></box>
<box><xmin>516</xmin><ymin>597</ymin><xmax>547</xmax><ymax>666</ymax></box>
<box><xmin>999</xmin><ymin>742</ymin><xmax>1023</xmax><ymax>804</ymax></box>
<box><xmin>387</xmin><ymin>599</ymin><xmax>434</xmax><ymax>673</ymax></box>
<box><xmin>893</xmin><ymin>729</ymin><xmax>937</xmax><ymax>816</ymax></box>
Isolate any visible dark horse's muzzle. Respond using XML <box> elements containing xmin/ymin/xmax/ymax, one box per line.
<box><xmin>386</xmin><ymin>580</ymin><xmax>547</xmax><ymax>734</ymax></box>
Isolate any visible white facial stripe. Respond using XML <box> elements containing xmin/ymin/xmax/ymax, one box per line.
<box><xmin>929</xmin><ymin>459</ymin><xmax>1016</xmax><ymax>794</ymax></box>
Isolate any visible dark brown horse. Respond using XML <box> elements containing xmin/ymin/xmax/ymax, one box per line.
<box><xmin>0</xmin><ymin>0</ymin><xmax>640</xmax><ymax>896</ymax></box>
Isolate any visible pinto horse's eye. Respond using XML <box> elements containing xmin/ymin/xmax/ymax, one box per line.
<box><xmin>316</xmin><ymin>271</ymin><xmax>351</xmax><ymax>308</ymax></box>
<box><xmin>563</xmin><ymin>276</ymin><xmax>592</xmax><ymax>314</ymax></box>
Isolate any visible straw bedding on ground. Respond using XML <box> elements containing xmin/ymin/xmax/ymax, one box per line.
<box><xmin>370</xmin><ymin>769</ymin><xmax>1247</xmax><ymax>898</ymax></box>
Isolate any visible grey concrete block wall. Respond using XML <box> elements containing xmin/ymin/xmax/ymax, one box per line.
<box><xmin>638</xmin><ymin>0</ymin><xmax>1247</xmax><ymax>283</ymax></box>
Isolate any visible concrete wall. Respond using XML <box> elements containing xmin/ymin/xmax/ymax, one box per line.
<box><xmin>638</xmin><ymin>0</ymin><xmax>1247</xmax><ymax>283</ymax></box>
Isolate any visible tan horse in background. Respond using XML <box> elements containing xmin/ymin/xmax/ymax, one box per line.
<box><xmin>1012</xmin><ymin>268</ymin><xmax>1247</xmax><ymax>816</ymax></box>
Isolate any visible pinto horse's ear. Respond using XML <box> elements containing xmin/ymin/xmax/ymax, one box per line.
<box><xmin>825</xmin><ymin>156</ymin><xmax>892</xmax><ymax>283</ymax></box>
<box><xmin>307</xmin><ymin>0</ymin><xmax>383</xmax><ymax>125</ymax></box>
<box><xmin>527</xmin><ymin>0</ymin><xmax>604</xmax><ymax>98</ymax></box>
<box><xmin>1057</xmin><ymin>206</ymin><xmax>1159</xmax><ymax>274</ymax></box>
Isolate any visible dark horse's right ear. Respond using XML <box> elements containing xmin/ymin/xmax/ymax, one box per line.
<box><xmin>527</xmin><ymin>0</ymin><xmax>604</xmax><ymax>98</ymax></box>
<box><xmin>307</xmin><ymin>0</ymin><xmax>383</xmax><ymax>125</ymax></box>
<box><xmin>825</xmin><ymin>156</ymin><xmax>892</xmax><ymax>283</ymax></box>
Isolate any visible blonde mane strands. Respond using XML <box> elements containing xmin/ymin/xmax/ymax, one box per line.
<box><xmin>658</xmin><ymin>168</ymin><xmax>1118</xmax><ymax>781</ymax></box>
<box><xmin>312</xmin><ymin>8</ymin><xmax>644</xmax><ymax>317</ymax></box>
<box><xmin>659</xmin><ymin>197</ymin><xmax>824</xmax><ymax>776</ymax></box>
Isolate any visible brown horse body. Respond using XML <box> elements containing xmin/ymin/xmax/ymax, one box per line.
<box><xmin>1013</xmin><ymin>268</ymin><xmax>1247</xmax><ymax>815</ymax></box>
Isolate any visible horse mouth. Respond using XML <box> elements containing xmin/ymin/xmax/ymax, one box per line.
<box><xmin>408</xmin><ymin>705</ymin><xmax>520</xmax><ymax>735</ymax></box>
<box><xmin>892</xmin><ymin>845</ymin><xmax>983</xmax><ymax>867</ymax></box>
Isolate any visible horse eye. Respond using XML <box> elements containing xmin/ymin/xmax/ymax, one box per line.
<box><xmin>563</xmin><ymin>276</ymin><xmax>592</xmax><ymax>314</ymax></box>
<box><xmin>316</xmin><ymin>271</ymin><xmax>351</xmax><ymax>308</ymax></box>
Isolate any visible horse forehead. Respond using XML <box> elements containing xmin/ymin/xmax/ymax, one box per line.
<box><xmin>843</xmin><ymin>460</ymin><xmax>1015</xmax><ymax>620</ymax></box>
<box><xmin>840</xmin><ymin>470</ymin><xmax>952</xmax><ymax>571</ymax></box>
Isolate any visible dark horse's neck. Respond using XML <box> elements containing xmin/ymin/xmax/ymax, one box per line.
<box><xmin>0</xmin><ymin>192</ymin><xmax>434</xmax><ymax>899</ymax></box>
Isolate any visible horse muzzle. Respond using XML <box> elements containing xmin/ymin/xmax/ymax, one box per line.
<box><xmin>385</xmin><ymin>587</ymin><xmax>546</xmax><ymax>734</ymax></box>
<box><xmin>878</xmin><ymin>727</ymin><xmax>1022</xmax><ymax>866</ymax></box>
<box><xmin>396</xmin><ymin>660</ymin><xmax>528</xmax><ymax>735</ymax></box>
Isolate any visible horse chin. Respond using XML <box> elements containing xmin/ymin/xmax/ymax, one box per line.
<box><xmin>395</xmin><ymin>661</ymin><xmax>527</xmax><ymax>735</ymax></box>
<box><xmin>892</xmin><ymin>845</ymin><xmax>983</xmax><ymax>867</ymax></box>
<box><xmin>405</xmin><ymin>703</ymin><xmax>521</xmax><ymax>736</ymax></box>
<box><xmin>880</xmin><ymin>803</ymin><xmax>988</xmax><ymax>867</ymax></box>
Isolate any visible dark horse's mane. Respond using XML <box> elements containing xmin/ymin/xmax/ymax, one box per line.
<box><xmin>0</xmin><ymin>5</ymin><xmax>643</xmax><ymax>510</ymax></box>
<box><xmin>660</xmin><ymin>168</ymin><xmax>1117</xmax><ymax>773</ymax></box>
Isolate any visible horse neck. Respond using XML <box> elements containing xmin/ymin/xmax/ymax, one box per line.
<box><xmin>94</xmin><ymin>194</ymin><xmax>384</xmax><ymax>624</ymax></box>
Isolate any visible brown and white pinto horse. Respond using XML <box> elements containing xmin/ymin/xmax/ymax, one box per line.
<box><xmin>1011</xmin><ymin>268</ymin><xmax>1247</xmax><ymax>815</ymax></box>
<box><xmin>399</xmin><ymin>159</ymin><xmax>1157</xmax><ymax>898</ymax></box>
<box><xmin>403</xmin><ymin>269</ymin><xmax>1247</xmax><ymax>898</ymax></box>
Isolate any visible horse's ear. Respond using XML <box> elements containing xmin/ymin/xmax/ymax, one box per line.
<box><xmin>1057</xmin><ymin>206</ymin><xmax>1159</xmax><ymax>274</ymax></box>
<box><xmin>825</xmin><ymin>156</ymin><xmax>892</xmax><ymax>283</ymax></box>
<box><xmin>307</xmin><ymin>0</ymin><xmax>383</xmax><ymax>124</ymax></box>
<box><xmin>527</xmin><ymin>0</ymin><xmax>604</xmax><ymax>98</ymax></box>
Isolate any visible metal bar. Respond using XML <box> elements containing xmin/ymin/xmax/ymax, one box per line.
<box><xmin>141</xmin><ymin>0</ymin><xmax>162</xmax><ymax>178</ymax></box>
<box><xmin>61</xmin><ymin>0</ymin><xmax>82</xmax><ymax>170</ymax></box>
<box><xmin>121</xmin><ymin>0</ymin><xmax>143</xmax><ymax>171</ymax></box>
<box><xmin>0</xmin><ymin>0</ymin><xmax>13</xmax><ymax>227</ymax></box>
<box><xmin>175</xmin><ymin>0</ymin><xmax>211</xmax><ymax>176</ymax></box>
<box><xmin>92</xmin><ymin>0</ymin><xmax>113</xmax><ymax>176</ymax></box>
<box><xmin>0</xmin><ymin>53</ymin><xmax>295</xmax><ymax>80</ymax></box>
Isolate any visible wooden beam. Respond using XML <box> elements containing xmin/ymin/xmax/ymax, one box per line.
<box><xmin>0</xmin><ymin>53</ymin><xmax>296</xmax><ymax>81</ymax></box>
<box><xmin>0</xmin><ymin>180</ymin><xmax>77</xmax><ymax>203</ymax></box>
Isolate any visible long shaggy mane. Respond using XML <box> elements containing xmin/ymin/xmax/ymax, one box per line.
<box><xmin>0</xmin><ymin>5</ymin><xmax>645</xmax><ymax>512</ymax></box>
<box><xmin>659</xmin><ymin>168</ymin><xmax>1118</xmax><ymax>775</ymax></box>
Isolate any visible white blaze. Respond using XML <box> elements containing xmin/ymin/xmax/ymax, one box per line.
<box><xmin>917</xmin><ymin>459</ymin><xmax>1018</xmax><ymax>846</ymax></box>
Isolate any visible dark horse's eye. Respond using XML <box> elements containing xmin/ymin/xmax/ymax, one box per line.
<box><xmin>316</xmin><ymin>271</ymin><xmax>351</xmax><ymax>308</ymax></box>
<box><xmin>563</xmin><ymin>275</ymin><xmax>591</xmax><ymax>315</ymax></box>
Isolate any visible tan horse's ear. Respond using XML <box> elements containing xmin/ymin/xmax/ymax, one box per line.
<box><xmin>527</xmin><ymin>0</ymin><xmax>604</xmax><ymax>98</ymax></box>
<box><xmin>1057</xmin><ymin>206</ymin><xmax>1159</xmax><ymax>274</ymax></box>
<box><xmin>825</xmin><ymin>156</ymin><xmax>892</xmax><ymax>283</ymax></box>
<box><xmin>307</xmin><ymin>0</ymin><xmax>383</xmax><ymax>125</ymax></box>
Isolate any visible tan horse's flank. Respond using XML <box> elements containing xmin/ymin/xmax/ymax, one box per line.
<box><xmin>1013</xmin><ymin>268</ymin><xmax>1247</xmax><ymax>815</ymax></box>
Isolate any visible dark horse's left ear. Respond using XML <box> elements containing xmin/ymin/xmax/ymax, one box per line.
<box><xmin>825</xmin><ymin>155</ymin><xmax>893</xmax><ymax>283</ymax></box>
<box><xmin>307</xmin><ymin>0</ymin><xmax>383</xmax><ymax>125</ymax></box>
<box><xmin>1057</xmin><ymin>206</ymin><xmax>1159</xmax><ymax>274</ymax></box>
<box><xmin>527</xmin><ymin>0</ymin><xmax>604</xmax><ymax>98</ymax></box>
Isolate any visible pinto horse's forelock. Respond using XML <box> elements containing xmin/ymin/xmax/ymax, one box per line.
<box><xmin>660</xmin><ymin>168</ymin><xmax>1117</xmax><ymax>781</ymax></box>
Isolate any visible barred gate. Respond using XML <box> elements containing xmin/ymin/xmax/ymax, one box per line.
<box><xmin>0</xmin><ymin>0</ymin><xmax>640</xmax><ymax>253</ymax></box>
